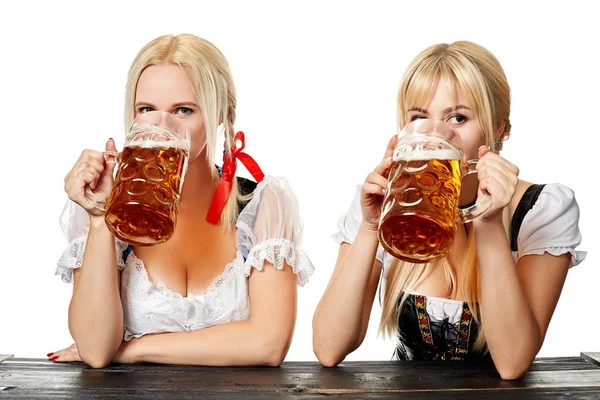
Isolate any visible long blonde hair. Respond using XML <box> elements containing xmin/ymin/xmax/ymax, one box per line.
<box><xmin>380</xmin><ymin>41</ymin><xmax>512</xmax><ymax>351</ymax></box>
<box><xmin>124</xmin><ymin>34</ymin><xmax>242</xmax><ymax>227</ymax></box>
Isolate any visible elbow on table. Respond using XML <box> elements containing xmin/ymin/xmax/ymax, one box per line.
<box><xmin>496</xmin><ymin>362</ymin><xmax>531</xmax><ymax>380</ymax></box>
<box><xmin>80</xmin><ymin>350</ymin><xmax>112</xmax><ymax>369</ymax></box>
<box><xmin>72</xmin><ymin>336</ymin><xmax>121</xmax><ymax>369</ymax></box>
<box><xmin>312</xmin><ymin>324</ymin><xmax>354</xmax><ymax>367</ymax></box>
<box><xmin>258</xmin><ymin>334</ymin><xmax>291</xmax><ymax>367</ymax></box>
<box><xmin>313</xmin><ymin>342</ymin><xmax>344</xmax><ymax>368</ymax></box>
<box><xmin>315</xmin><ymin>352</ymin><xmax>342</xmax><ymax>368</ymax></box>
<box><xmin>263</xmin><ymin>348</ymin><xmax>286</xmax><ymax>367</ymax></box>
<box><xmin>75</xmin><ymin>340</ymin><xmax>121</xmax><ymax>370</ymax></box>
<box><xmin>493</xmin><ymin>348</ymin><xmax>538</xmax><ymax>380</ymax></box>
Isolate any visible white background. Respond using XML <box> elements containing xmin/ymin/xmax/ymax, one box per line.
<box><xmin>0</xmin><ymin>1</ymin><xmax>597</xmax><ymax>361</ymax></box>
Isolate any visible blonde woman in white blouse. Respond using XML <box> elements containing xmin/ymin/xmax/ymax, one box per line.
<box><xmin>49</xmin><ymin>34</ymin><xmax>314</xmax><ymax>368</ymax></box>
<box><xmin>313</xmin><ymin>41</ymin><xmax>586</xmax><ymax>380</ymax></box>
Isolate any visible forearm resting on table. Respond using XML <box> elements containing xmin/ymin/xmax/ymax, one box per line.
<box><xmin>129</xmin><ymin>318</ymin><xmax>291</xmax><ymax>367</ymax></box>
<box><xmin>68</xmin><ymin>217</ymin><xmax>124</xmax><ymax>368</ymax></box>
<box><xmin>313</xmin><ymin>223</ymin><xmax>381</xmax><ymax>366</ymax></box>
<box><xmin>476</xmin><ymin>220</ymin><xmax>546</xmax><ymax>380</ymax></box>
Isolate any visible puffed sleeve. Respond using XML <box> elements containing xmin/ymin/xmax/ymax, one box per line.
<box><xmin>517</xmin><ymin>183</ymin><xmax>586</xmax><ymax>268</ymax></box>
<box><xmin>332</xmin><ymin>185</ymin><xmax>385</xmax><ymax>264</ymax></box>
<box><xmin>55</xmin><ymin>199</ymin><xmax>128</xmax><ymax>283</ymax></box>
<box><xmin>235</xmin><ymin>176</ymin><xmax>314</xmax><ymax>286</ymax></box>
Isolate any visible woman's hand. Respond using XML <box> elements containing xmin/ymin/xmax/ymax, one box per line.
<box><xmin>63</xmin><ymin>138</ymin><xmax>117</xmax><ymax>217</ymax></box>
<box><xmin>476</xmin><ymin>146</ymin><xmax>520</xmax><ymax>223</ymax></box>
<box><xmin>47</xmin><ymin>343</ymin><xmax>81</xmax><ymax>363</ymax></box>
<box><xmin>48</xmin><ymin>340</ymin><xmax>138</xmax><ymax>364</ymax></box>
<box><xmin>360</xmin><ymin>135</ymin><xmax>398</xmax><ymax>232</ymax></box>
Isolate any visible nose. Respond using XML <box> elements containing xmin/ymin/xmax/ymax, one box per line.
<box><xmin>159</xmin><ymin>111</ymin><xmax>172</xmax><ymax>126</ymax></box>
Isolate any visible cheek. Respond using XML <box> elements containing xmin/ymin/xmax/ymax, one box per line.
<box><xmin>187</xmin><ymin>118</ymin><xmax>208</xmax><ymax>159</ymax></box>
<box><xmin>458</xmin><ymin>126</ymin><xmax>485</xmax><ymax>161</ymax></box>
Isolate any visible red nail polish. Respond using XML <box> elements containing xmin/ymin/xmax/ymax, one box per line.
<box><xmin>51</xmin><ymin>356</ymin><xmax>59</xmax><ymax>360</ymax></box>
<box><xmin>47</xmin><ymin>352</ymin><xmax>54</xmax><ymax>357</ymax></box>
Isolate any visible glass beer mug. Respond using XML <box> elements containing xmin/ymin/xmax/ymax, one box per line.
<box><xmin>86</xmin><ymin>111</ymin><xmax>190</xmax><ymax>246</ymax></box>
<box><xmin>378</xmin><ymin>119</ymin><xmax>491</xmax><ymax>263</ymax></box>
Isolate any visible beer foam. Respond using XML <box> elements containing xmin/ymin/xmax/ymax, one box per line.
<box><xmin>394</xmin><ymin>148</ymin><xmax>462</xmax><ymax>161</ymax></box>
<box><xmin>126</xmin><ymin>125</ymin><xmax>190</xmax><ymax>151</ymax></box>
<box><xmin>128</xmin><ymin>139</ymin><xmax>190</xmax><ymax>151</ymax></box>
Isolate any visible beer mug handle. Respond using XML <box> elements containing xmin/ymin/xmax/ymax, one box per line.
<box><xmin>459</xmin><ymin>159</ymin><xmax>492</xmax><ymax>223</ymax></box>
<box><xmin>84</xmin><ymin>151</ymin><xmax>119</xmax><ymax>213</ymax></box>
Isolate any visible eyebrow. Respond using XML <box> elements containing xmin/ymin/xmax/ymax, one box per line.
<box><xmin>171</xmin><ymin>102</ymin><xmax>199</xmax><ymax>108</ymax></box>
<box><xmin>134</xmin><ymin>101</ymin><xmax>199</xmax><ymax>109</ymax></box>
<box><xmin>134</xmin><ymin>101</ymin><xmax>157</xmax><ymax>109</ymax></box>
<box><xmin>407</xmin><ymin>105</ymin><xmax>473</xmax><ymax>114</ymax></box>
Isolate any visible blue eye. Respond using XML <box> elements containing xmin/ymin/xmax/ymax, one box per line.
<box><xmin>176</xmin><ymin>107</ymin><xmax>193</xmax><ymax>115</ymax></box>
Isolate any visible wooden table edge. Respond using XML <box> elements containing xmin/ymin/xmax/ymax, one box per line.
<box><xmin>0</xmin><ymin>354</ymin><xmax>14</xmax><ymax>364</ymax></box>
<box><xmin>580</xmin><ymin>352</ymin><xmax>600</xmax><ymax>367</ymax></box>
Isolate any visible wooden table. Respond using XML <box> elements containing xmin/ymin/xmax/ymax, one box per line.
<box><xmin>1</xmin><ymin>353</ymin><xmax>599</xmax><ymax>399</ymax></box>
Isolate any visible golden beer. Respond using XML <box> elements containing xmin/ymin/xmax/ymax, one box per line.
<box><xmin>104</xmin><ymin>142</ymin><xmax>188</xmax><ymax>246</ymax></box>
<box><xmin>378</xmin><ymin>150</ymin><xmax>463</xmax><ymax>263</ymax></box>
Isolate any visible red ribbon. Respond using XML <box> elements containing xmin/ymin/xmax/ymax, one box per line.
<box><xmin>206</xmin><ymin>131</ymin><xmax>265</xmax><ymax>224</ymax></box>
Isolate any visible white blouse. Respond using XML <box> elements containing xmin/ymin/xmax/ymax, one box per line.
<box><xmin>333</xmin><ymin>182</ymin><xmax>587</xmax><ymax>321</ymax></box>
<box><xmin>56</xmin><ymin>176</ymin><xmax>314</xmax><ymax>341</ymax></box>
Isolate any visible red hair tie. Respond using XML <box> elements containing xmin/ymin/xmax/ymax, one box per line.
<box><xmin>206</xmin><ymin>131</ymin><xmax>265</xmax><ymax>224</ymax></box>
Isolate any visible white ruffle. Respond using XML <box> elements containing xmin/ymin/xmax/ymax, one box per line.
<box><xmin>414</xmin><ymin>291</ymin><xmax>464</xmax><ymax>324</ymax></box>
<box><xmin>55</xmin><ymin>238</ymin><xmax>87</xmax><ymax>283</ymax></box>
<box><xmin>244</xmin><ymin>238</ymin><xmax>314</xmax><ymax>287</ymax></box>
<box><xmin>55</xmin><ymin>238</ymin><xmax>128</xmax><ymax>283</ymax></box>
<box><xmin>331</xmin><ymin>231</ymin><xmax>347</xmax><ymax>245</ymax></box>
<box><xmin>518</xmin><ymin>247</ymin><xmax>587</xmax><ymax>268</ymax></box>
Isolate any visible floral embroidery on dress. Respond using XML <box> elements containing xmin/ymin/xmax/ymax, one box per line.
<box><xmin>454</xmin><ymin>302</ymin><xmax>473</xmax><ymax>356</ymax></box>
<box><xmin>415</xmin><ymin>295</ymin><xmax>433</xmax><ymax>346</ymax></box>
<box><xmin>413</xmin><ymin>294</ymin><xmax>475</xmax><ymax>360</ymax></box>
